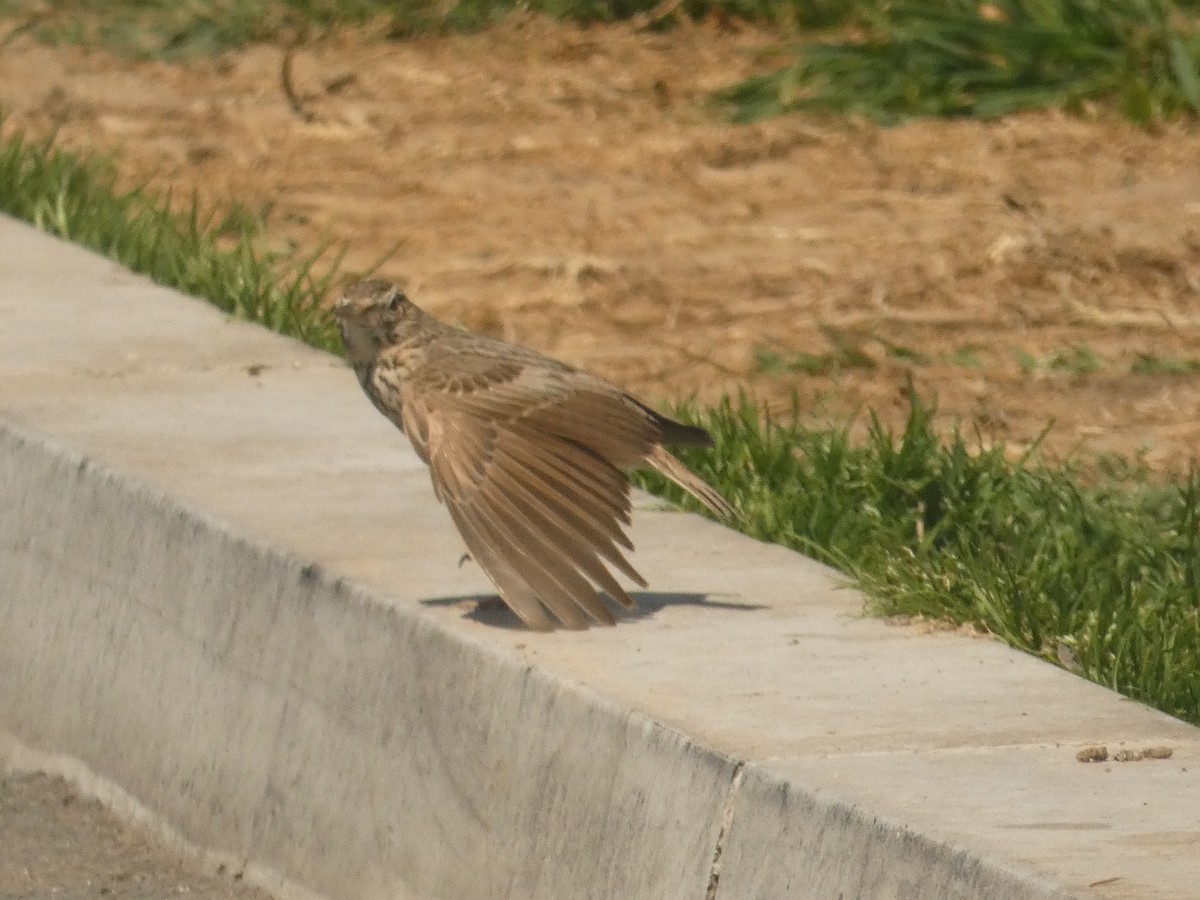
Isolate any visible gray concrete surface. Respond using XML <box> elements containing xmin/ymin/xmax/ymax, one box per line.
<box><xmin>0</xmin><ymin>211</ymin><xmax>1198</xmax><ymax>899</ymax></box>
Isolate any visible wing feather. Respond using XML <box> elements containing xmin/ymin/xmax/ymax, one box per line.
<box><xmin>500</xmin><ymin>431</ymin><xmax>634</xmax><ymax>540</ymax></box>
<box><xmin>441</xmin><ymin>500</ymin><xmax>553</xmax><ymax>631</ymax></box>
<box><xmin>483</xmin><ymin>460</ymin><xmax>638</xmax><ymax>608</ymax></box>
<box><xmin>436</xmin><ymin>443</ymin><xmax>600</xmax><ymax>629</ymax></box>
<box><xmin>460</xmin><ymin>481</ymin><xmax>613</xmax><ymax>627</ymax></box>
<box><xmin>522</xmin><ymin>390</ymin><xmax>654</xmax><ymax>466</ymax></box>
<box><xmin>415</xmin><ymin>396</ymin><xmax>654</xmax><ymax>626</ymax></box>
<box><xmin>496</xmin><ymin>433</ymin><xmax>646</xmax><ymax>585</ymax></box>
<box><xmin>402</xmin><ymin>344</ymin><xmax>677</xmax><ymax>629</ymax></box>
<box><xmin>519</xmin><ymin>438</ymin><xmax>633</xmax><ymax>526</ymax></box>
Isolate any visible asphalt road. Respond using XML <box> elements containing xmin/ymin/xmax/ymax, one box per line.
<box><xmin>0</xmin><ymin>772</ymin><xmax>274</xmax><ymax>900</ymax></box>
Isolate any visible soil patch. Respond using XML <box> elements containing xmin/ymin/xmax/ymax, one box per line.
<box><xmin>0</xmin><ymin>771</ymin><xmax>271</xmax><ymax>898</ymax></box>
<box><xmin>3</xmin><ymin>17</ymin><xmax>1199</xmax><ymax>469</ymax></box>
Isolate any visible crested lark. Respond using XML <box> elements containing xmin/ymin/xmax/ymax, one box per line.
<box><xmin>332</xmin><ymin>279</ymin><xmax>733</xmax><ymax>631</ymax></box>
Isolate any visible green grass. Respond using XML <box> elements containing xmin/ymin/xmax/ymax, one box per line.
<box><xmin>0</xmin><ymin>0</ymin><xmax>864</xmax><ymax>59</ymax></box>
<box><xmin>720</xmin><ymin>0</ymin><xmax>1200</xmax><ymax>127</ymax></box>
<box><xmin>949</xmin><ymin>345</ymin><xmax>984</xmax><ymax>368</ymax></box>
<box><xmin>1131</xmin><ymin>352</ymin><xmax>1200</xmax><ymax>375</ymax></box>
<box><xmin>754</xmin><ymin>328</ymin><xmax>877</xmax><ymax>376</ymax></box>
<box><xmin>646</xmin><ymin>390</ymin><xmax>1200</xmax><ymax>725</ymax></box>
<box><xmin>1012</xmin><ymin>345</ymin><xmax>1106</xmax><ymax>375</ymax></box>
<box><xmin>2</xmin><ymin>123</ymin><xmax>1198</xmax><ymax>728</ymax></box>
<box><xmin>753</xmin><ymin>327</ymin><xmax>932</xmax><ymax>377</ymax></box>
<box><xmin>1048</xmin><ymin>344</ymin><xmax>1104</xmax><ymax>375</ymax></box>
<box><xmin>0</xmin><ymin>128</ymin><xmax>341</xmax><ymax>351</ymax></box>
<box><xmin>6</xmin><ymin>0</ymin><xmax>1198</xmax><ymax>127</ymax></box>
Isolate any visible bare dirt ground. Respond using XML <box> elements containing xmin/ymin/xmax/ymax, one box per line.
<box><xmin>3</xmin><ymin>17</ymin><xmax>1200</xmax><ymax>469</ymax></box>
<box><xmin>0</xmin><ymin>771</ymin><xmax>271</xmax><ymax>898</ymax></box>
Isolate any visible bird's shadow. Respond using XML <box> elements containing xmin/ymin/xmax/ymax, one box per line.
<box><xmin>420</xmin><ymin>591</ymin><xmax>767</xmax><ymax>631</ymax></box>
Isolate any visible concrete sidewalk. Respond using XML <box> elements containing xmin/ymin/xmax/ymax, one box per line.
<box><xmin>1</xmin><ymin>212</ymin><xmax>1197</xmax><ymax>900</ymax></box>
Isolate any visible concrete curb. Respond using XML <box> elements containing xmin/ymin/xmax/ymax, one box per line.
<box><xmin>2</xmin><ymin>213</ymin><xmax>1198</xmax><ymax>899</ymax></box>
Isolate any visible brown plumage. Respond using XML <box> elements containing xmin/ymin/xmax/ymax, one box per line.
<box><xmin>331</xmin><ymin>279</ymin><xmax>733</xmax><ymax>631</ymax></box>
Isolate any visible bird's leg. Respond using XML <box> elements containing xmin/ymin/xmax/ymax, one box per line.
<box><xmin>455</xmin><ymin>552</ymin><xmax>509</xmax><ymax>614</ymax></box>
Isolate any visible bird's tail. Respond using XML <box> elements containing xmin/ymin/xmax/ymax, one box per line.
<box><xmin>635</xmin><ymin>401</ymin><xmax>715</xmax><ymax>448</ymax></box>
<box><xmin>646</xmin><ymin>444</ymin><xmax>735</xmax><ymax>521</ymax></box>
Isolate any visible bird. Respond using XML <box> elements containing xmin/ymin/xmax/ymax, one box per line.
<box><xmin>331</xmin><ymin>278</ymin><xmax>733</xmax><ymax>631</ymax></box>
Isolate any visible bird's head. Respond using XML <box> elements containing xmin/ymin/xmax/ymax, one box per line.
<box><xmin>332</xmin><ymin>279</ymin><xmax>421</xmax><ymax>364</ymax></box>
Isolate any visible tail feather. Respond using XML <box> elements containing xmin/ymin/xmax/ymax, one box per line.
<box><xmin>645</xmin><ymin>445</ymin><xmax>734</xmax><ymax>521</ymax></box>
<box><xmin>634</xmin><ymin>402</ymin><xmax>715</xmax><ymax>448</ymax></box>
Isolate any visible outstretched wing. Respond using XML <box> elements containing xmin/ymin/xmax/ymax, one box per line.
<box><xmin>403</xmin><ymin>346</ymin><xmax>656</xmax><ymax>630</ymax></box>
